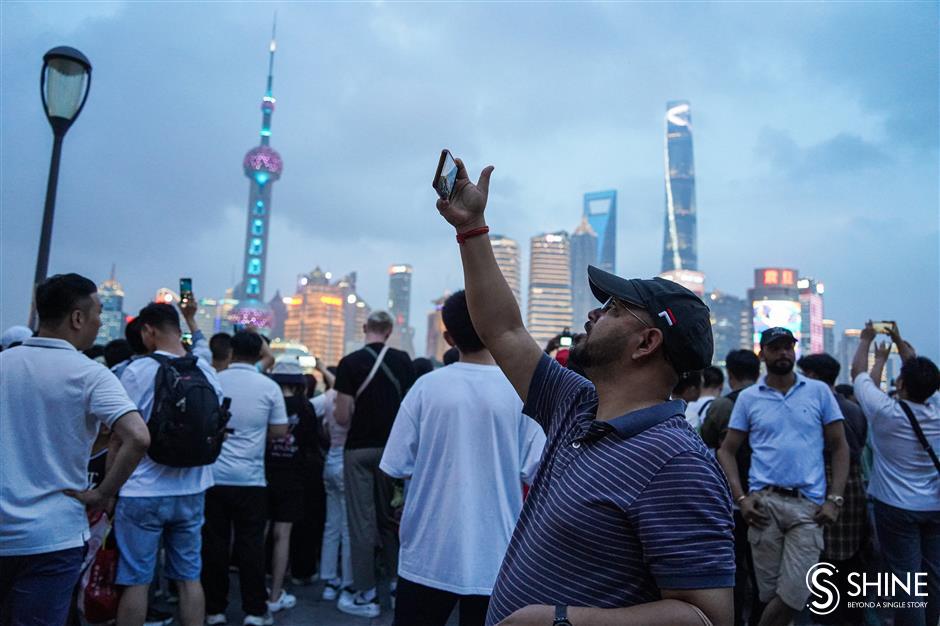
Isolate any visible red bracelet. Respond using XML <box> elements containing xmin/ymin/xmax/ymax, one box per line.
<box><xmin>456</xmin><ymin>226</ymin><xmax>490</xmax><ymax>245</ymax></box>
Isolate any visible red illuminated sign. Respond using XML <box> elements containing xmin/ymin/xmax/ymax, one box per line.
<box><xmin>760</xmin><ymin>268</ymin><xmax>797</xmax><ymax>287</ymax></box>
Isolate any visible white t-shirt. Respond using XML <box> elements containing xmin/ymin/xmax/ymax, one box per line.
<box><xmin>380</xmin><ymin>362</ymin><xmax>546</xmax><ymax>595</ymax></box>
<box><xmin>0</xmin><ymin>338</ymin><xmax>138</xmax><ymax>555</ymax></box>
<box><xmin>213</xmin><ymin>363</ymin><xmax>288</xmax><ymax>486</ymax></box>
<box><xmin>853</xmin><ymin>372</ymin><xmax>940</xmax><ymax>511</ymax></box>
<box><xmin>685</xmin><ymin>394</ymin><xmax>717</xmax><ymax>430</ymax></box>
<box><xmin>119</xmin><ymin>351</ymin><xmax>222</xmax><ymax>497</ymax></box>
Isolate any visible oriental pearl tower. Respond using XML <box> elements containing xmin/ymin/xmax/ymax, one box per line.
<box><xmin>233</xmin><ymin>21</ymin><xmax>283</xmax><ymax>328</ymax></box>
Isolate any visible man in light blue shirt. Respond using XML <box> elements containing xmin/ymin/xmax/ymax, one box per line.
<box><xmin>718</xmin><ymin>327</ymin><xmax>849</xmax><ymax>626</ymax></box>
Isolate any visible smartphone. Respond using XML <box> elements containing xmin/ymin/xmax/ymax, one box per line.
<box><xmin>298</xmin><ymin>355</ymin><xmax>318</xmax><ymax>369</ymax></box>
<box><xmin>559</xmin><ymin>336</ymin><xmax>573</xmax><ymax>348</ymax></box>
<box><xmin>432</xmin><ymin>149</ymin><xmax>458</xmax><ymax>200</ymax></box>
<box><xmin>179</xmin><ymin>277</ymin><xmax>193</xmax><ymax>304</ymax></box>
<box><xmin>872</xmin><ymin>321</ymin><xmax>895</xmax><ymax>335</ymax></box>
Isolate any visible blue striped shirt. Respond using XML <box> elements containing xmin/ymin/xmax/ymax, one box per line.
<box><xmin>486</xmin><ymin>355</ymin><xmax>735</xmax><ymax>625</ymax></box>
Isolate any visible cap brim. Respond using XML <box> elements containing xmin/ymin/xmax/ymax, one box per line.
<box><xmin>761</xmin><ymin>336</ymin><xmax>797</xmax><ymax>347</ymax></box>
<box><xmin>587</xmin><ymin>265</ymin><xmax>646</xmax><ymax>308</ymax></box>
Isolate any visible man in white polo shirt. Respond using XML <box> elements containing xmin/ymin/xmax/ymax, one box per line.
<box><xmin>115</xmin><ymin>302</ymin><xmax>223</xmax><ymax>626</ymax></box>
<box><xmin>203</xmin><ymin>331</ymin><xmax>288</xmax><ymax>626</ymax></box>
<box><xmin>852</xmin><ymin>322</ymin><xmax>940</xmax><ymax>626</ymax></box>
<box><xmin>0</xmin><ymin>274</ymin><xmax>150</xmax><ymax>626</ymax></box>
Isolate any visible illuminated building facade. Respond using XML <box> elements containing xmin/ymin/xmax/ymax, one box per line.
<box><xmin>234</xmin><ymin>23</ymin><xmax>283</xmax><ymax>329</ymax></box>
<box><xmin>707</xmin><ymin>290</ymin><xmax>751</xmax><ymax>365</ymax></box>
<box><xmin>490</xmin><ymin>235</ymin><xmax>521</xmax><ymax>306</ymax></box>
<box><xmin>283</xmin><ymin>267</ymin><xmax>346</xmax><ymax>366</ymax></box>
<box><xmin>570</xmin><ymin>216</ymin><xmax>598</xmax><ymax>324</ymax></box>
<box><xmin>425</xmin><ymin>293</ymin><xmax>450</xmax><ymax>363</ymax></box>
<box><xmin>661</xmin><ymin>100</ymin><xmax>698</xmax><ymax>274</ymax></box>
<box><xmin>337</xmin><ymin>272</ymin><xmax>370</xmax><ymax>358</ymax></box>
<box><xmin>387</xmin><ymin>264</ymin><xmax>415</xmax><ymax>357</ymax></box>
<box><xmin>528</xmin><ymin>232</ymin><xmax>573</xmax><ymax>347</ymax></box>
<box><xmin>95</xmin><ymin>266</ymin><xmax>125</xmax><ymax>345</ymax></box>
<box><xmin>747</xmin><ymin>268</ymin><xmax>801</xmax><ymax>354</ymax></box>
<box><xmin>583</xmin><ymin>191</ymin><xmax>617</xmax><ymax>274</ymax></box>
<box><xmin>798</xmin><ymin>278</ymin><xmax>825</xmax><ymax>355</ymax></box>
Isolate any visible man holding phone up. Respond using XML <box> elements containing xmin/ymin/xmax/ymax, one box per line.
<box><xmin>433</xmin><ymin>154</ymin><xmax>735</xmax><ymax>626</ymax></box>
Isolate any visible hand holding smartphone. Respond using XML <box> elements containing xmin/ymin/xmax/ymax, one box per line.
<box><xmin>179</xmin><ymin>277</ymin><xmax>193</xmax><ymax>304</ymax></box>
<box><xmin>872</xmin><ymin>321</ymin><xmax>896</xmax><ymax>335</ymax></box>
<box><xmin>433</xmin><ymin>149</ymin><xmax>459</xmax><ymax>200</ymax></box>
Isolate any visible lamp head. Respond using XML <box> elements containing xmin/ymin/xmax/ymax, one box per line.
<box><xmin>41</xmin><ymin>46</ymin><xmax>92</xmax><ymax>135</ymax></box>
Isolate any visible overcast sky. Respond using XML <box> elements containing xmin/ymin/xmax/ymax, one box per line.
<box><xmin>2</xmin><ymin>2</ymin><xmax>938</xmax><ymax>361</ymax></box>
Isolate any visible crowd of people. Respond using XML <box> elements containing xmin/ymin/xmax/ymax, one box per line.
<box><xmin>1</xmin><ymin>155</ymin><xmax>938</xmax><ymax>626</ymax></box>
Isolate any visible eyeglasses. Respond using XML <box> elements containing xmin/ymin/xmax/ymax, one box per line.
<box><xmin>602</xmin><ymin>296</ymin><xmax>651</xmax><ymax>328</ymax></box>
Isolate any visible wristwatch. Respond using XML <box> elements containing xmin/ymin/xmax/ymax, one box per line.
<box><xmin>826</xmin><ymin>494</ymin><xmax>844</xmax><ymax>507</ymax></box>
<box><xmin>553</xmin><ymin>605</ymin><xmax>572</xmax><ymax>626</ymax></box>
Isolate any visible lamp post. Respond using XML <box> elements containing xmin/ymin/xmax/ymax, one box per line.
<box><xmin>28</xmin><ymin>46</ymin><xmax>92</xmax><ymax>329</ymax></box>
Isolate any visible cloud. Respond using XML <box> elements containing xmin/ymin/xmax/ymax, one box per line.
<box><xmin>757</xmin><ymin>128</ymin><xmax>891</xmax><ymax>179</ymax></box>
<box><xmin>2</xmin><ymin>2</ymin><xmax>937</xmax><ymax>360</ymax></box>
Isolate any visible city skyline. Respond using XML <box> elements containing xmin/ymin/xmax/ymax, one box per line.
<box><xmin>1</xmin><ymin>3</ymin><xmax>937</xmax><ymax>362</ymax></box>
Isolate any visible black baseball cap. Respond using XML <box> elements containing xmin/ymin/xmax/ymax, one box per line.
<box><xmin>587</xmin><ymin>266</ymin><xmax>713</xmax><ymax>374</ymax></box>
<box><xmin>760</xmin><ymin>327</ymin><xmax>796</xmax><ymax>347</ymax></box>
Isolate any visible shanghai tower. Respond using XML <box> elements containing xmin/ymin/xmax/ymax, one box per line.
<box><xmin>661</xmin><ymin>100</ymin><xmax>697</xmax><ymax>273</ymax></box>
<box><xmin>236</xmin><ymin>22</ymin><xmax>283</xmax><ymax>311</ymax></box>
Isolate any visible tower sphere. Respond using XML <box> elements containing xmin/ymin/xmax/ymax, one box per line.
<box><xmin>243</xmin><ymin>145</ymin><xmax>282</xmax><ymax>179</ymax></box>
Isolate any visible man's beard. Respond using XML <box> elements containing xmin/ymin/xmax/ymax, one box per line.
<box><xmin>570</xmin><ymin>332</ymin><xmax>628</xmax><ymax>372</ymax></box>
<box><xmin>766</xmin><ymin>358</ymin><xmax>794</xmax><ymax>375</ymax></box>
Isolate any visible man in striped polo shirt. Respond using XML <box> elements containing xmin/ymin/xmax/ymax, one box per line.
<box><xmin>435</xmin><ymin>157</ymin><xmax>735</xmax><ymax>626</ymax></box>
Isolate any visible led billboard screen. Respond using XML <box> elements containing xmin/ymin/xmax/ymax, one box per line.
<box><xmin>752</xmin><ymin>299</ymin><xmax>802</xmax><ymax>354</ymax></box>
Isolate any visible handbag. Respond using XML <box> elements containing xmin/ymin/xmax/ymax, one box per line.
<box><xmin>898</xmin><ymin>400</ymin><xmax>940</xmax><ymax>476</ymax></box>
<box><xmin>78</xmin><ymin>512</ymin><xmax>121</xmax><ymax>623</ymax></box>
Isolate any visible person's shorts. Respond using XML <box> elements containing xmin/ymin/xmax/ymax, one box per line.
<box><xmin>747</xmin><ymin>489</ymin><xmax>824</xmax><ymax>610</ymax></box>
<box><xmin>114</xmin><ymin>493</ymin><xmax>205</xmax><ymax>585</ymax></box>
<box><xmin>266</xmin><ymin>481</ymin><xmax>304</xmax><ymax>523</ymax></box>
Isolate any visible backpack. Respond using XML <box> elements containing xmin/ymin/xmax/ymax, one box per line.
<box><xmin>146</xmin><ymin>354</ymin><xmax>231</xmax><ymax>467</ymax></box>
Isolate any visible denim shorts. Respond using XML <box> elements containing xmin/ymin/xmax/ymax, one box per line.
<box><xmin>114</xmin><ymin>493</ymin><xmax>205</xmax><ymax>585</ymax></box>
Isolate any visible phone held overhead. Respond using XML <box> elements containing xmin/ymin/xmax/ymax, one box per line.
<box><xmin>433</xmin><ymin>149</ymin><xmax>459</xmax><ymax>200</ymax></box>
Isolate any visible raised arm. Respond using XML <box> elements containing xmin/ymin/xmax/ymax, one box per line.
<box><xmin>888</xmin><ymin>322</ymin><xmax>916</xmax><ymax>362</ymax></box>
<box><xmin>870</xmin><ymin>341</ymin><xmax>891</xmax><ymax>388</ymax></box>
<box><xmin>850</xmin><ymin>322</ymin><xmax>876</xmax><ymax>381</ymax></box>
<box><xmin>436</xmin><ymin>158</ymin><xmax>542</xmax><ymax>401</ymax></box>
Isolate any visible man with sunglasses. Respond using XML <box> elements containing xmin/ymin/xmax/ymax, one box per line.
<box><xmin>435</xmin><ymin>157</ymin><xmax>734</xmax><ymax>626</ymax></box>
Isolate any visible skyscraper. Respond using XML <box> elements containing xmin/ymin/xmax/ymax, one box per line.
<box><xmin>823</xmin><ymin>319</ymin><xmax>836</xmax><ymax>354</ymax></box>
<box><xmin>570</xmin><ymin>216</ymin><xmax>598</xmax><ymax>324</ymax></box>
<box><xmin>490</xmin><ymin>234</ymin><xmax>521</xmax><ymax>306</ymax></box>
<box><xmin>425</xmin><ymin>293</ymin><xmax>450</xmax><ymax>362</ymax></box>
<box><xmin>748</xmin><ymin>268</ymin><xmax>801</xmax><ymax>354</ymax></box>
<box><xmin>95</xmin><ymin>265</ymin><xmax>125</xmax><ymax>345</ymax></box>
<box><xmin>337</xmin><ymin>272</ymin><xmax>370</xmax><ymax>357</ymax></box>
<box><xmin>583</xmin><ymin>191</ymin><xmax>617</xmax><ymax>274</ymax></box>
<box><xmin>387</xmin><ymin>264</ymin><xmax>415</xmax><ymax>357</ymax></box>
<box><xmin>234</xmin><ymin>22</ymin><xmax>283</xmax><ymax>327</ymax></box>
<box><xmin>283</xmin><ymin>267</ymin><xmax>347</xmax><ymax>366</ymax></box>
<box><xmin>528</xmin><ymin>232</ymin><xmax>573</xmax><ymax>347</ymax></box>
<box><xmin>661</xmin><ymin>101</ymin><xmax>698</xmax><ymax>273</ymax></box>
<box><xmin>798</xmin><ymin>278</ymin><xmax>825</xmax><ymax>355</ymax></box>
<box><xmin>707</xmin><ymin>290</ymin><xmax>750</xmax><ymax>365</ymax></box>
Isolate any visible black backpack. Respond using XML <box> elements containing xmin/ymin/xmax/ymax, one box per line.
<box><xmin>146</xmin><ymin>354</ymin><xmax>231</xmax><ymax>467</ymax></box>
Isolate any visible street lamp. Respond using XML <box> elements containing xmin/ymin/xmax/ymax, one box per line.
<box><xmin>28</xmin><ymin>46</ymin><xmax>92</xmax><ymax>329</ymax></box>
